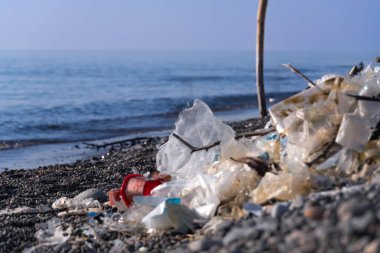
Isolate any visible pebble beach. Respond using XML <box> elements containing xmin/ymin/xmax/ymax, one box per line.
<box><xmin>1</xmin><ymin>117</ymin><xmax>379</xmax><ymax>253</ymax></box>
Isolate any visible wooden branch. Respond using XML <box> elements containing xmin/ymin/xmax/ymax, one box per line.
<box><xmin>172</xmin><ymin>127</ymin><xmax>275</xmax><ymax>153</ymax></box>
<box><xmin>256</xmin><ymin>0</ymin><xmax>268</xmax><ymax>118</ymax></box>
<box><xmin>282</xmin><ymin>63</ymin><xmax>316</xmax><ymax>88</ymax></box>
<box><xmin>230</xmin><ymin>156</ymin><xmax>270</xmax><ymax>177</ymax></box>
<box><xmin>344</xmin><ymin>93</ymin><xmax>380</xmax><ymax>103</ymax></box>
<box><xmin>172</xmin><ymin>133</ymin><xmax>220</xmax><ymax>153</ymax></box>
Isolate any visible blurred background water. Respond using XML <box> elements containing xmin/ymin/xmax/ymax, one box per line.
<box><xmin>0</xmin><ymin>50</ymin><xmax>377</xmax><ymax>168</ymax></box>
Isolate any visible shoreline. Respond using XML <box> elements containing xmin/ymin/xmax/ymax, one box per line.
<box><xmin>0</xmin><ymin>107</ymin><xmax>259</xmax><ymax>171</ymax></box>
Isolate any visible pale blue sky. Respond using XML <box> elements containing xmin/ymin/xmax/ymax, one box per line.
<box><xmin>0</xmin><ymin>0</ymin><xmax>379</xmax><ymax>51</ymax></box>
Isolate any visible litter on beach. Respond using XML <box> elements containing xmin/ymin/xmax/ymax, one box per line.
<box><xmin>24</xmin><ymin>61</ymin><xmax>380</xmax><ymax>248</ymax></box>
<box><xmin>90</xmin><ymin>61</ymin><xmax>380</xmax><ymax>233</ymax></box>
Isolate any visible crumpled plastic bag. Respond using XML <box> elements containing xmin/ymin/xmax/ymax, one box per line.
<box><xmin>154</xmin><ymin>99</ymin><xmax>262</xmax><ymax>218</ymax></box>
<box><xmin>156</xmin><ymin>99</ymin><xmax>235</xmax><ymax>178</ymax></box>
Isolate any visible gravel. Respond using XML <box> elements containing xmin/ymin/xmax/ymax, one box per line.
<box><xmin>1</xmin><ymin>116</ymin><xmax>378</xmax><ymax>253</ymax></box>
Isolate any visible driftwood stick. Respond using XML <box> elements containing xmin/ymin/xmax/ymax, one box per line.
<box><xmin>172</xmin><ymin>127</ymin><xmax>275</xmax><ymax>153</ymax></box>
<box><xmin>282</xmin><ymin>63</ymin><xmax>317</xmax><ymax>88</ymax></box>
<box><xmin>344</xmin><ymin>93</ymin><xmax>380</xmax><ymax>103</ymax></box>
<box><xmin>256</xmin><ymin>0</ymin><xmax>268</xmax><ymax>118</ymax></box>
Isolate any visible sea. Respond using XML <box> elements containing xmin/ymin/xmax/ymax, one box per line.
<box><xmin>0</xmin><ymin>50</ymin><xmax>377</xmax><ymax>169</ymax></box>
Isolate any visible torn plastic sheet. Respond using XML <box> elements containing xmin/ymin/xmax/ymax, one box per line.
<box><xmin>336</xmin><ymin>113</ymin><xmax>379</xmax><ymax>151</ymax></box>
<box><xmin>251</xmin><ymin>169</ymin><xmax>312</xmax><ymax>204</ymax></box>
<box><xmin>23</xmin><ymin>218</ymin><xmax>72</xmax><ymax>253</ymax></box>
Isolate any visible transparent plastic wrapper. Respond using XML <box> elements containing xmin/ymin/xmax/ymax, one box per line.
<box><xmin>355</xmin><ymin>65</ymin><xmax>380</xmax><ymax>116</ymax></box>
<box><xmin>270</xmin><ymin>76</ymin><xmax>362</xmax><ymax>170</ymax></box>
<box><xmin>152</xmin><ymin>174</ymin><xmax>220</xmax><ymax>218</ymax></box>
<box><xmin>23</xmin><ymin>218</ymin><xmax>72</xmax><ymax>253</ymax></box>
<box><xmin>153</xmin><ymin>161</ymin><xmax>260</xmax><ymax>218</ymax></box>
<box><xmin>250</xmin><ymin>169</ymin><xmax>312</xmax><ymax>204</ymax></box>
<box><xmin>142</xmin><ymin>198</ymin><xmax>199</xmax><ymax>233</ymax></box>
<box><xmin>156</xmin><ymin>99</ymin><xmax>234</xmax><ymax>178</ymax></box>
<box><xmin>208</xmin><ymin>160</ymin><xmax>260</xmax><ymax>204</ymax></box>
<box><xmin>336</xmin><ymin>113</ymin><xmax>379</xmax><ymax>151</ymax></box>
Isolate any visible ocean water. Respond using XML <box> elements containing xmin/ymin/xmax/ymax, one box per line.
<box><xmin>0</xmin><ymin>50</ymin><xmax>377</xmax><ymax>168</ymax></box>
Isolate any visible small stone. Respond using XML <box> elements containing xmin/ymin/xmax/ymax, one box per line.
<box><xmin>188</xmin><ymin>239</ymin><xmax>222</xmax><ymax>252</ymax></box>
<box><xmin>338</xmin><ymin>199</ymin><xmax>370</xmax><ymax>221</ymax></box>
<box><xmin>138</xmin><ymin>246</ymin><xmax>148</xmax><ymax>252</ymax></box>
<box><xmin>289</xmin><ymin>195</ymin><xmax>304</xmax><ymax>210</ymax></box>
<box><xmin>364</xmin><ymin>239</ymin><xmax>380</xmax><ymax>253</ymax></box>
<box><xmin>350</xmin><ymin>212</ymin><xmax>375</xmax><ymax>233</ymax></box>
<box><xmin>243</xmin><ymin>202</ymin><xmax>263</xmax><ymax>217</ymax></box>
<box><xmin>223</xmin><ymin>227</ymin><xmax>256</xmax><ymax>245</ymax></box>
<box><xmin>271</xmin><ymin>203</ymin><xmax>289</xmax><ymax>219</ymax></box>
<box><xmin>304</xmin><ymin>206</ymin><xmax>324</xmax><ymax>220</ymax></box>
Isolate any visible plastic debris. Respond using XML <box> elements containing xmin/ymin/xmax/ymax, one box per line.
<box><xmin>52</xmin><ymin>188</ymin><xmax>107</xmax><ymax>209</ymax></box>
<box><xmin>0</xmin><ymin>205</ymin><xmax>50</xmax><ymax>216</ymax></box>
<box><xmin>23</xmin><ymin>218</ymin><xmax>72</xmax><ymax>253</ymax></box>
<box><xmin>108</xmin><ymin>173</ymin><xmax>169</xmax><ymax>211</ymax></box>
<box><xmin>109</xmin><ymin>239</ymin><xmax>128</xmax><ymax>253</ymax></box>
<box><xmin>156</xmin><ymin>99</ymin><xmax>235</xmax><ymax>178</ymax></box>
<box><xmin>142</xmin><ymin>198</ymin><xmax>199</xmax><ymax>233</ymax></box>
<box><xmin>28</xmin><ymin>61</ymin><xmax>380</xmax><ymax>240</ymax></box>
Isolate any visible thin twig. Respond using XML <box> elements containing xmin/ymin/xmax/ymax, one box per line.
<box><xmin>282</xmin><ymin>63</ymin><xmax>317</xmax><ymax>88</ymax></box>
<box><xmin>172</xmin><ymin>133</ymin><xmax>220</xmax><ymax>153</ymax></box>
<box><xmin>344</xmin><ymin>93</ymin><xmax>380</xmax><ymax>103</ymax></box>
<box><xmin>172</xmin><ymin>127</ymin><xmax>275</xmax><ymax>153</ymax></box>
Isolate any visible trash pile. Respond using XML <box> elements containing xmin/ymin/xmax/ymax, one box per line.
<box><xmin>103</xmin><ymin>62</ymin><xmax>379</xmax><ymax>233</ymax></box>
<box><xmin>24</xmin><ymin>62</ymin><xmax>380</xmax><ymax>251</ymax></box>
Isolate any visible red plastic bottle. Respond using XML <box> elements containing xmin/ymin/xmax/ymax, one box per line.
<box><xmin>119</xmin><ymin>174</ymin><xmax>166</xmax><ymax>207</ymax></box>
